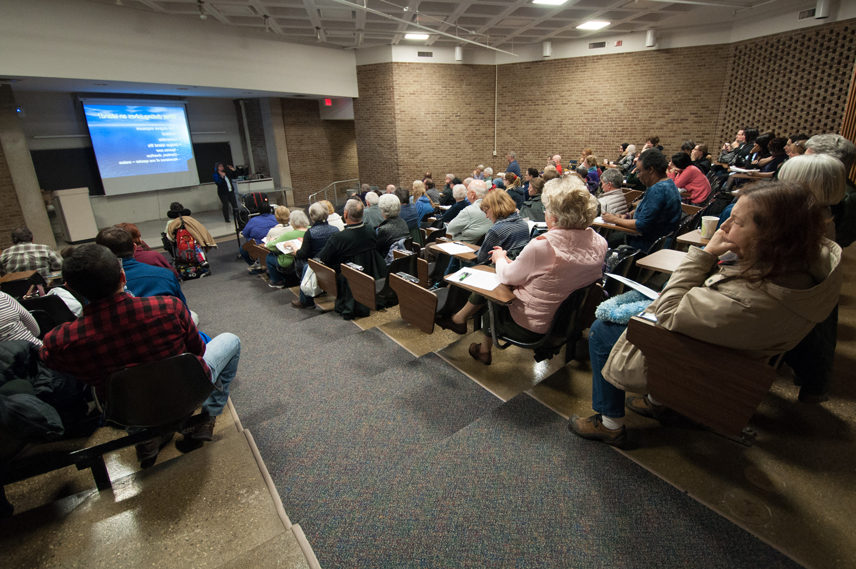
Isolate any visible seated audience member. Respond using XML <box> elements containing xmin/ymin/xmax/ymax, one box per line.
<box><xmin>757</xmin><ymin>137</ymin><xmax>789</xmax><ymax>178</ymax></box>
<box><xmin>745</xmin><ymin>133</ymin><xmax>773</xmax><ymax>169</ymax></box>
<box><xmin>542</xmin><ymin>166</ymin><xmax>559</xmax><ymax>182</ymax></box>
<box><xmin>668</xmin><ymin>152</ymin><xmax>711</xmax><ymax>205</ymax></box>
<box><xmin>362</xmin><ymin>192</ymin><xmax>385</xmax><ymax>229</ymax></box>
<box><xmin>576</xmin><ymin>165</ymin><xmax>594</xmax><ymax>193</ymax></box>
<box><xmin>691</xmin><ymin>144</ymin><xmax>711</xmax><ymax>175</ymax></box>
<box><xmin>397</xmin><ymin>187</ymin><xmax>419</xmax><ymax>230</ymax></box>
<box><xmin>412</xmin><ymin>180</ymin><xmax>435</xmax><ymax>224</ymax></box>
<box><xmin>376</xmin><ymin>194</ymin><xmax>411</xmax><ymax>259</ymax></box>
<box><xmin>483</xmin><ymin>167</ymin><xmax>494</xmax><ymax>183</ymax></box>
<box><xmin>320</xmin><ymin>200</ymin><xmax>345</xmax><ymax>231</ymax></box>
<box><xmin>265</xmin><ymin>210</ymin><xmax>310</xmax><ymax>289</ymax></box>
<box><xmin>787</xmin><ymin>139</ymin><xmax>808</xmax><ymax>158</ymax></box>
<box><xmin>585</xmin><ymin>156</ymin><xmax>601</xmax><ymax>187</ymax></box>
<box><xmin>552</xmin><ymin>155</ymin><xmax>563</xmax><ymax>175</ymax></box>
<box><xmin>446</xmin><ymin>180</ymin><xmax>493</xmax><ymax>243</ymax></box>
<box><xmin>95</xmin><ymin>227</ymin><xmax>194</xmax><ymax>318</ymax></box>
<box><xmin>580</xmin><ymin>148</ymin><xmax>593</xmax><ymax>165</ymax></box>
<box><xmin>425</xmin><ymin>179</ymin><xmax>441</xmax><ymax>205</ymax></box>
<box><xmin>359</xmin><ymin>183</ymin><xmax>371</xmax><ymax>203</ymax></box>
<box><xmin>265</xmin><ymin>206</ymin><xmax>293</xmax><ymax>241</ymax></box>
<box><xmin>506</xmin><ymin>151</ymin><xmax>521</xmax><ymax>177</ymax></box>
<box><xmin>681</xmin><ymin>140</ymin><xmax>695</xmax><ymax>155</ymax></box>
<box><xmin>41</xmin><ymin>244</ymin><xmax>242</xmax><ymax>465</ymax></box>
<box><xmin>522</xmin><ymin>167</ymin><xmax>539</xmax><ymax>194</ymax></box>
<box><xmin>0</xmin><ymin>227</ymin><xmax>62</xmax><ymax>279</ymax></box>
<box><xmin>598</xmin><ymin>169</ymin><xmax>628</xmax><ymax>216</ymax></box>
<box><xmin>442</xmin><ymin>175</ymin><xmax>461</xmax><ymax>205</ymax></box>
<box><xmin>46</xmin><ymin>246</ymin><xmax>84</xmax><ymax>317</ymax></box>
<box><xmin>422</xmin><ymin>172</ymin><xmax>433</xmax><ymax>185</ymax></box>
<box><xmin>570</xmin><ymin>182</ymin><xmax>842</xmax><ymax>446</ymax></box>
<box><xmin>492</xmin><ymin>177</ymin><xmax>505</xmax><ymax>190</ymax></box>
<box><xmin>165</xmin><ymin>203</ymin><xmax>217</xmax><ymax>250</ymax></box>
<box><xmin>0</xmin><ymin>291</ymin><xmax>43</xmax><ymax>348</ymax></box>
<box><xmin>473</xmin><ymin>165</ymin><xmax>485</xmax><ymax>180</ymax></box>
<box><xmin>116</xmin><ymin>222</ymin><xmax>179</xmax><ymax>279</ymax></box>
<box><xmin>520</xmin><ymin>177</ymin><xmax>546</xmax><ymax>222</ymax></box>
<box><xmin>437</xmin><ymin>177</ymin><xmax>607</xmax><ymax>364</ymax></box>
<box><xmin>239</xmin><ymin>202</ymin><xmax>277</xmax><ymax>271</ymax></box>
<box><xmin>462</xmin><ymin>176</ymin><xmax>474</xmax><ymax>190</ymax></box>
<box><xmin>473</xmin><ymin>190</ymin><xmax>529</xmax><ymax>263</ymax></box>
<box><xmin>292</xmin><ymin>202</ymin><xmax>339</xmax><ymax>309</ymax></box>
<box><xmin>439</xmin><ymin>184</ymin><xmax>469</xmax><ymax>225</ymax></box>
<box><xmin>504</xmin><ymin>172</ymin><xmax>526</xmax><ymax>209</ymax></box>
<box><xmin>602</xmin><ymin>150</ymin><xmax>682</xmax><ymax>251</ymax></box>
<box><xmin>612</xmin><ymin>144</ymin><xmax>629</xmax><ymax>165</ymax></box>
<box><xmin>318</xmin><ymin>200</ymin><xmax>376</xmax><ymax>272</ymax></box>
<box><xmin>385</xmin><ymin>184</ymin><xmax>396</xmax><ymax>194</ymax></box>
<box><xmin>778</xmin><ymin>153</ymin><xmax>848</xmax><ymax>403</ymax></box>
<box><xmin>616</xmin><ymin>144</ymin><xmax>636</xmax><ymax>174</ymax></box>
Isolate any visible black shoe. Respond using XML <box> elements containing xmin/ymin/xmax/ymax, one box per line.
<box><xmin>191</xmin><ymin>418</ymin><xmax>216</xmax><ymax>442</ymax></box>
<box><xmin>135</xmin><ymin>432</ymin><xmax>175</xmax><ymax>469</ymax></box>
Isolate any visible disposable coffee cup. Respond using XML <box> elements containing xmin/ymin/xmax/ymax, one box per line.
<box><xmin>700</xmin><ymin>216</ymin><xmax>719</xmax><ymax>239</ymax></box>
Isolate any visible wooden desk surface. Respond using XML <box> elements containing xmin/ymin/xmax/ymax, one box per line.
<box><xmin>429</xmin><ymin>241</ymin><xmax>479</xmax><ymax>261</ymax></box>
<box><xmin>592</xmin><ymin>220</ymin><xmax>639</xmax><ymax>235</ymax></box>
<box><xmin>444</xmin><ymin>265</ymin><xmax>515</xmax><ymax>305</ymax></box>
<box><xmin>730</xmin><ymin>172</ymin><xmax>764</xmax><ymax>180</ymax></box>
<box><xmin>635</xmin><ymin>249</ymin><xmax>687</xmax><ymax>275</ymax></box>
<box><xmin>0</xmin><ymin>270</ymin><xmax>37</xmax><ymax>284</ymax></box>
<box><xmin>676</xmin><ymin>229</ymin><xmax>710</xmax><ymax>246</ymax></box>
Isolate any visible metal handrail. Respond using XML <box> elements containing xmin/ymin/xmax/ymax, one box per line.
<box><xmin>307</xmin><ymin>178</ymin><xmax>360</xmax><ymax>206</ymax></box>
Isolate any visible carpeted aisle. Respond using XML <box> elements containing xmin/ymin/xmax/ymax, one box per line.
<box><xmin>179</xmin><ymin>240</ymin><xmax>802</xmax><ymax>569</ymax></box>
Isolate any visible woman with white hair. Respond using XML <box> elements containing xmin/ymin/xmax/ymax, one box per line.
<box><xmin>438</xmin><ymin>176</ymin><xmax>608</xmax><ymax>365</ymax></box>
<box><xmin>375</xmin><ymin>193</ymin><xmax>410</xmax><ymax>258</ymax></box>
<box><xmin>292</xmin><ymin>202</ymin><xmax>340</xmax><ymax>308</ymax></box>
<box><xmin>616</xmin><ymin>144</ymin><xmax>636</xmax><ymax>174</ymax></box>
<box><xmin>265</xmin><ymin>210</ymin><xmax>310</xmax><ymax>289</ymax></box>
<box><xmin>265</xmin><ymin>206</ymin><xmax>293</xmax><ymax>241</ymax></box>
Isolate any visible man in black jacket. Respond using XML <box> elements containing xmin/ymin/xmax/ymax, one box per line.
<box><xmin>319</xmin><ymin>199</ymin><xmax>377</xmax><ymax>271</ymax></box>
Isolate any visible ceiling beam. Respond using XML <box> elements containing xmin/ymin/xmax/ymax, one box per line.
<box><xmin>425</xmin><ymin>2</ymin><xmax>471</xmax><ymax>47</ymax></box>
<box><xmin>302</xmin><ymin>0</ymin><xmax>327</xmax><ymax>43</ymax></box>
<box><xmin>248</xmin><ymin>0</ymin><xmax>284</xmax><ymax>34</ymax></box>
<box><xmin>135</xmin><ymin>0</ymin><xmax>168</xmax><ymax>13</ymax></box>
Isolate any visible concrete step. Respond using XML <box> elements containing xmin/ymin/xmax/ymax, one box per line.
<box><xmin>0</xmin><ymin>428</ymin><xmax>315</xmax><ymax>569</ymax></box>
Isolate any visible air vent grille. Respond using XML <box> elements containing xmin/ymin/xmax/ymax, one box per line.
<box><xmin>588</xmin><ymin>42</ymin><xmax>606</xmax><ymax>49</ymax></box>
<box><xmin>798</xmin><ymin>8</ymin><xmax>816</xmax><ymax>20</ymax></box>
<box><xmin>417</xmin><ymin>51</ymin><xmax>433</xmax><ymax>57</ymax></box>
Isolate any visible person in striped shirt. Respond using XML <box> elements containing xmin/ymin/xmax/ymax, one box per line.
<box><xmin>0</xmin><ymin>291</ymin><xmax>42</xmax><ymax>348</ymax></box>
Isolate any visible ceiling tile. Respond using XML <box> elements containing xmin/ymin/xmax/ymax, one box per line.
<box><xmin>456</xmin><ymin>16</ymin><xmax>491</xmax><ymax>26</ymax></box>
<box><xmin>556</xmin><ymin>9</ymin><xmax>596</xmax><ymax>19</ymax></box>
<box><xmin>598</xmin><ymin>11</ymin><xmax>637</xmax><ymax>20</ymax></box>
<box><xmin>632</xmin><ymin>12</ymin><xmax>675</xmax><ymax>22</ymax></box>
<box><xmin>510</xmin><ymin>7</ymin><xmax>550</xmax><ymax>18</ymax></box>
<box><xmin>418</xmin><ymin>1</ymin><xmax>460</xmax><ymax>13</ymax></box>
<box><xmin>276</xmin><ymin>18</ymin><xmax>311</xmax><ymax>27</ymax></box>
<box><xmin>464</xmin><ymin>4</ymin><xmax>508</xmax><ymax>16</ymax></box>
<box><xmin>267</xmin><ymin>7</ymin><xmax>309</xmax><ymax>18</ymax></box>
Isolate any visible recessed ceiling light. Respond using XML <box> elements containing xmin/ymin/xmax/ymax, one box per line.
<box><xmin>532</xmin><ymin>0</ymin><xmax>568</xmax><ymax>5</ymax></box>
<box><xmin>404</xmin><ymin>33</ymin><xmax>430</xmax><ymax>40</ymax></box>
<box><xmin>576</xmin><ymin>21</ymin><xmax>610</xmax><ymax>30</ymax></box>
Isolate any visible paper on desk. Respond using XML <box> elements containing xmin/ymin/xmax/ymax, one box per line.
<box><xmin>435</xmin><ymin>242</ymin><xmax>475</xmax><ymax>255</ymax></box>
<box><xmin>593</xmin><ymin>216</ymin><xmax>605</xmax><ymax>224</ymax></box>
<box><xmin>729</xmin><ymin>166</ymin><xmax>760</xmax><ymax>173</ymax></box>
<box><xmin>438</xmin><ymin>205</ymin><xmax>451</xmax><ymax>210</ymax></box>
<box><xmin>605</xmin><ymin>274</ymin><xmax>659</xmax><ymax>300</ymax></box>
<box><xmin>276</xmin><ymin>242</ymin><xmax>293</xmax><ymax>255</ymax></box>
<box><xmin>449</xmin><ymin>268</ymin><xmax>500</xmax><ymax>291</ymax></box>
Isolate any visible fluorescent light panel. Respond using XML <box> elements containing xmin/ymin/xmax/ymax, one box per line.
<box><xmin>576</xmin><ymin>21</ymin><xmax>610</xmax><ymax>30</ymax></box>
<box><xmin>404</xmin><ymin>33</ymin><xmax>430</xmax><ymax>40</ymax></box>
<box><xmin>532</xmin><ymin>0</ymin><xmax>568</xmax><ymax>5</ymax></box>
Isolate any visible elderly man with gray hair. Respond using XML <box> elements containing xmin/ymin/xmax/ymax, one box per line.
<box><xmin>506</xmin><ymin>151</ymin><xmax>520</xmax><ymax>177</ymax></box>
<box><xmin>439</xmin><ymin>184</ymin><xmax>469</xmax><ymax>224</ymax></box>
<box><xmin>363</xmin><ymin>191</ymin><xmax>384</xmax><ymax>229</ymax></box>
<box><xmin>446</xmin><ymin>179</ymin><xmax>493</xmax><ymax>243</ymax></box>
<box><xmin>292</xmin><ymin>202</ymin><xmax>340</xmax><ymax>309</ymax></box>
<box><xmin>318</xmin><ymin>199</ymin><xmax>376</xmax><ymax>272</ymax></box>
<box><xmin>376</xmin><ymin>193</ymin><xmax>410</xmax><ymax>258</ymax></box>
<box><xmin>598</xmin><ymin>169</ymin><xmax>628</xmax><ymax>216</ymax></box>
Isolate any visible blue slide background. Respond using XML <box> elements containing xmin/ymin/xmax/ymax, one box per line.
<box><xmin>83</xmin><ymin>104</ymin><xmax>194</xmax><ymax>179</ymax></box>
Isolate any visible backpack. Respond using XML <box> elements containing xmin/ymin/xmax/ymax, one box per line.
<box><xmin>174</xmin><ymin>227</ymin><xmax>211</xmax><ymax>280</ymax></box>
<box><xmin>243</xmin><ymin>192</ymin><xmax>269</xmax><ymax>214</ymax></box>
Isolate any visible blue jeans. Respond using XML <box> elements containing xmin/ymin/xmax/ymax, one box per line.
<box><xmin>297</xmin><ymin>262</ymin><xmax>315</xmax><ymax>306</ymax></box>
<box><xmin>201</xmin><ymin>333</ymin><xmax>241</xmax><ymax>417</ymax></box>
<box><xmin>589</xmin><ymin>319</ymin><xmax>629</xmax><ymax>419</ymax></box>
<box><xmin>240</xmin><ymin>247</ymin><xmax>254</xmax><ymax>266</ymax></box>
<box><xmin>265</xmin><ymin>252</ymin><xmax>290</xmax><ymax>285</ymax></box>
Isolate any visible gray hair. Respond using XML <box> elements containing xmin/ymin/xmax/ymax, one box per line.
<box><xmin>446</xmin><ymin>173</ymin><xmax>454</xmax><ymax>182</ymax></box>
<box><xmin>542</xmin><ymin>177</ymin><xmax>598</xmax><ymax>230</ymax></box>
<box><xmin>365</xmin><ymin>191</ymin><xmax>379</xmax><ymax>206</ymax></box>
<box><xmin>378</xmin><ymin>193</ymin><xmax>401</xmax><ymax>218</ymax></box>
<box><xmin>601</xmin><ymin>168</ymin><xmax>623</xmax><ymax>189</ymax></box>
<box><xmin>576</xmin><ymin>165</ymin><xmax>589</xmax><ymax>178</ymax></box>
<box><xmin>361</xmin><ymin>183</ymin><xmax>371</xmax><ymax>192</ymax></box>
<box><xmin>483</xmin><ymin>167</ymin><xmax>494</xmax><ymax>178</ymax></box>
<box><xmin>469</xmin><ymin>179</ymin><xmax>489</xmax><ymax>199</ymax></box>
<box><xmin>308</xmin><ymin>202</ymin><xmax>329</xmax><ymax>223</ymax></box>
<box><xmin>625</xmin><ymin>144</ymin><xmax>637</xmax><ymax>155</ymax></box>
<box><xmin>806</xmin><ymin>134</ymin><xmax>856</xmax><ymax>171</ymax></box>
<box><xmin>463</xmin><ymin>177</ymin><xmax>474</xmax><ymax>188</ymax></box>
<box><xmin>778</xmin><ymin>153</ymin><xmax>847</xmax><ymax>207</ymax></box>
<box><xmin>452</xmin><ymin>184</ymin><xmax>467</xmax><ymax>200</ymax></box>
<box><xmin>289</xmin><ymin>210</ymin><xmax>310</xmax><ymax>229</ymax></box>
<box><xmin>508</xmin><ymin>151</ymin><xmax>516</xmax><ymax>159</ymax></box>
<box><xmin>344</xmin><ymin>198</ymin><xmax>364</xmax><ymax>222</ymax></box>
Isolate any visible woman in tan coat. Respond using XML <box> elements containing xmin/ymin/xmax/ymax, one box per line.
<box><xmin>570</xmin><ymin>181</ymin><xmax>843</xmax><ymax>447</ymax></box>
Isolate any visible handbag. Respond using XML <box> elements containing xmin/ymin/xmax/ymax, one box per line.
<box><xmin>300</xmin><ymin>265</ymin><xmax>323</xmax><ymax>297</ymax></box>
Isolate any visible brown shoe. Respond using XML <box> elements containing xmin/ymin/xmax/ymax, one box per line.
<box><xmin>625</xmin><ymin>395</ymin><xmax>669</xmax><ymax>420</ymax></box>
<box><xmin>190</xmin><ymin>417</ymin><xmax>216</xmax><ymax>442</ymax></box>
<box><xmin>568</xmin><ymin>414</ymin><xmax>627</xmax><ymax>447</ymax></box>
<box><xmin>436</xmin><ymin>316</ymin><xmax>467</xmax><ymax>335</ymax></box>
<box><xmin>467</xmin><ymin>342</ymin><xmax>492</xmax><ymax>365</ymax></box>
<box><xmin>291</xmin><ymin>299</ymin><xmax>315</xmax><ymax>309</ymax></box>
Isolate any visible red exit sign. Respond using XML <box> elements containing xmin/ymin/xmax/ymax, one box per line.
<box><xmin>324</xmin><ymin>98</ymin><xmax>332</xmax><ymax>106</ymax></box>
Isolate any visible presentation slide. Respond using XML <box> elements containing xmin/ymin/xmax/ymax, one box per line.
<box><xmin>82</xmin><ymin>101</ymin><xmax>199</xmax><ymax>195</ymax></box>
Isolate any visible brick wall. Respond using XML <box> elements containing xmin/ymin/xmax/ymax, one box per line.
<box><xmin>714</xmin><ymin>18</ymin><xmax>856</xmax><ymax>143</ymax></box>
<box><xmin>280</xmin><ymin>98</ymin><xmax>359</xmax><ymax>204</ymax></box>
<box><xmin>0</xmin><ymin>90</ymin><xmax>28</xmax><ymax>249</ymax></box>
<box><xmin>353</xmin><ymin>63</ymin><xmax>400</xmax><ymax>188</ymax></box>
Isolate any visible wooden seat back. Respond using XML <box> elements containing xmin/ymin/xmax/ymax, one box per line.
<box><xmin>681</xmin><ymin>203</ymin><xmax>702</xmax><ymax>216</ymax></box>
<box><xmin>307</xmin><ymin>259</ymin><xmax>338</xmax><ymax>298</ymax></box>
<box><xmin>341</xmin><ymin>264</ymin><xmax>377</xmax><ymax>311</ymax></box>
<box><xmin>389</xmin><ymin>273</ymin><xmax>437</xmax><ymax>334</ymax></box>
<box><xmin>242</xmin><ymin>240</ymin><xmax>269</xmax><ymax>262</ymax></box>
<box><xmin>626</xmin><ymin>317</ymin><xmax>777</xmax><ymax>436</ymax></box>
<box><xmin>623</xmin><ymin>190</ymin><xmax>642</xmax><ymax>206</ymax></box>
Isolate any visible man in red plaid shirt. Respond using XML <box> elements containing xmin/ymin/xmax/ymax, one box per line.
<box><xmin>41</xmin><ymin>244</ymin><xmax>241</xmax><ymax>467</ymax></box>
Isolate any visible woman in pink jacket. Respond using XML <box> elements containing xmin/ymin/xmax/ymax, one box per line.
<box><xmin>439</xmin><ymin>176</ymin><xmax>608</xmax><ymax>365</ymax></box>
<box><xmin>668</xmin><ymin>152</ymin><xmax>711</xmax><ymax>205</ymax></box>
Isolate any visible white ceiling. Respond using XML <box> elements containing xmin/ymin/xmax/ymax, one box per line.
<box><xmin>88</xmin><ymin>0</ymin><xmax>813</xmax><ymax>51</ymax></box>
